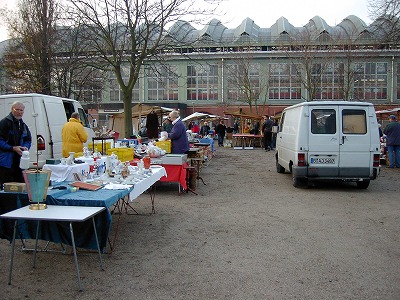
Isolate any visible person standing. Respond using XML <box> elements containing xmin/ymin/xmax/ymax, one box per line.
<box><xmin>215</xmin><ymin>120</ymin><xmax>226</xmax><ymax>147</ymax></box>
<box><xmin>162</xmin><ymin>118</ymin><xmax>173</xmax><ymax>133</ymax></box>
<box><xmin>0</xmin><ymin>101</ymin><xmax>32</xmax><ymax>189</ymax></box>
<box><xmin>262</xmin><ymin>115</ymin><xmax>274</xmax><ymax>151</ymax></box>
<box><xmin>271</xmin><ymin>118</ymin><xmax>279</xmax><ymax>149</ymax></box>
<box><xmin>168</xmin><ymin>110</ymin><xmax>190</xmax><ymax>154</ymax></box>
<box><xmin>61</xmin><ymin>112</ymin><xmax>88</xmax><ymax>157</ymax></box>
<box><xmin>146</xmin><ymin>110</ymin><xmax>159</xmax><ymax>139</ymax></box>
<box><xmin>383</xmin><ymin>114</ymin><xmax>400</xmax><ymax>168</ymax></box>
<box><xmin>199</xmin><ymin>121</ymin><xmax>210</xmax><ymax>137</ymax></box>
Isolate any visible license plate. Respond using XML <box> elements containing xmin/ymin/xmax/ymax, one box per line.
<box><xmin>310</xmin><ymin>157</ymin><xmax>335</xmax><ymax>164</ymax></box>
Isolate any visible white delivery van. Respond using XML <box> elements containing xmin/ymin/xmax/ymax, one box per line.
<box><xmin>275</xmin><ymin>101</ymin><xmax>380</xmax><ymax>189</ymax></box>
<box><xmin>0</xmin><ymin>93</ymin><xmax>95</xmax><ymax>168</ymax></box>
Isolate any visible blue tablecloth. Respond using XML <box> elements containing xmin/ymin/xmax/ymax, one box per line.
<box><xmin>0</xmin><ymin>186</ymin><xmax>130</xmax><ymax>251</ymax></box>
<box><xmin>199</xmin><ymin>138</ymin><xmax>215</xmax><ymax>152</ymax></box>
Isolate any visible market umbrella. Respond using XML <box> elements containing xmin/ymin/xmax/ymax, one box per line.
<box><xmin>182</xmin><ymin>112</ymin><xmax>209</xmax><ymax>122</ymax></box>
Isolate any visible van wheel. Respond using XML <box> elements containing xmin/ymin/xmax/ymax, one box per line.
<box><xmin>293</xmin><ymin>176</ymin><xmax>308</xmax><ymax>188</ymax></box>
<box><xmin>276</xmin><ymin>160</ymin><xmax>285</xmax><ymax>173</ymax></box>
<box><xmin>356</xmin><ymin>180</ymin><xmax>370</xmax><ymax>189</ymax></box>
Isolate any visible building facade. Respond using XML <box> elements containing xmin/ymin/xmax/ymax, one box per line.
<box><xmin>1</xmin><ymin>15</ymin><xmax>400</xmax><ymax>127</ymax></box>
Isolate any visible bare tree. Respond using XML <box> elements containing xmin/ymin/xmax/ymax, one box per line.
<box><xmin>369</xmin><ymin>0</ymin><xmax>400</xmax><ymax>44</ymax></box>
<box><xmin>3</xmin><ymin>0</ymin><xmax>57</xmax><ymax>94</ymax></box>
<box><xmin>225</xmin><ymin>54</ymin><xmax>268</xmax><ymax>114</ymax></box>
<box><xmin>1</xmin><ymin>0</ymin><xmax>104</xmax><ymax>98</ymax></box>
<box><xmin>284</xmin><ymin>35</ymin><xmax>325</xmax><ymax>101</ymax></box>
<box><xmin>67</xmin><ymin>0</ymin><xmax>221</xmax><ymax>138</ymax></box>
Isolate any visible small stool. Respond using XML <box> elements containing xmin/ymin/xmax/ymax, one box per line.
<box><xmin>190</xmin><ymin>158</ymin><xmax>206</xmax><ymax>186</ymax></box>
<box><xmin>180</xmin><ymin>165</ymin><xmax>197</xmax><ymax>195</ymax></box>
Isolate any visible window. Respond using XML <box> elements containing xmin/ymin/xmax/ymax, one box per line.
<box><xmin>109</xmin><ymin>70</ymin><xmax>139</xmax><ymax>102</ymax></box>
<box><xmin>147</xmin><ymin>65</ymin><xmax>178</xmax><ymax>101</ymax></box>
<box><xmin>311</xmin><ymin>109</ymin><xmax>336</xmax><ymax>134</ymax></box>
<box><xmin>268</xmin><ymin>63</ymin><xmax>301</xmax><ymax>100</ymax></box>
<box><xmin>227</xmin><ymin>63</ymin><xmax>260</xmax><ymax>101</ymax></box>
<box><xmin>187</xmin><ymin>64</ymin><xmax>218</xmax><ymax>101</ymax></box>
<box><xmin>353</xmin><ymin>62</ymin><xmax>387</xmax><ymax>100</ymax></box>
<box><xmin>312</xmin><ymin>63</ymin><xmax>344</xmax><ymax>100</ymax></box>
<box><xmin>342</xmin><ymin>109</ymin><xmax>366</xmax><ymax>134</ymax></box>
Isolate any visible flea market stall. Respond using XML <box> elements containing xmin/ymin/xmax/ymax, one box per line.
<box><xmin>108</xmin><ymin>104</ymin><xmax>173</xmax><ymax>139</ymax></box>
<box><xmin>223</xmin><ymin>109</ymin><xmax>264</xmax><ymax>148</ymax></box>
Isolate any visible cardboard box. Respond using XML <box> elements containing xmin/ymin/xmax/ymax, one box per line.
<box><xmin>4</xmin><ymin>182</ymin><xmax>26</xmax><ymax>193</ymax></box>
<box><xmin>161</xmin><ymin>154</ymin><xmax>187</xmax><ymax>165</ymax></box>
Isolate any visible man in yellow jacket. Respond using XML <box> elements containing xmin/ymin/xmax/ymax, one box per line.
<box><xmin>62</xmin><ymin>112</ymin><xmax>88</xmax><ymax>157</ymax></box>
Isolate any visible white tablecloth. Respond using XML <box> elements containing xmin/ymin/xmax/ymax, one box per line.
<box><xmin>43</xmin><ymin>163</ymin><xmax>90</xmax><ymax>182</ymax></box>
<box><xmin>129</xmin><ymin>166</ymin><xmax>166</xmax><ymax>200</ymax></box>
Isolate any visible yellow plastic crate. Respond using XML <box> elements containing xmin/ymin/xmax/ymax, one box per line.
<box><xmin>88</xmin><ymin>141</ymin><xmax>112</xmax><ymax>153</ymax></box>
<box><xmin>156</xmin><ymin>141</ymin><xmax>171</xmax><ymax>153</ymax></box>
<box><xmin>107</xmin><ymin>148</ymin><xmax>134</xmax><ymax>162</ymax></box>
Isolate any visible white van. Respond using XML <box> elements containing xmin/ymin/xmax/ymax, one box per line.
<box><xmin>0</xmin><ymin>93</ymin><xmax>95</xmax><ymax>168</ymax></box>
<box><xmin>275</xmin><ymin>101</ymin><xmax>380</xmax><ymax>189</ymax></box>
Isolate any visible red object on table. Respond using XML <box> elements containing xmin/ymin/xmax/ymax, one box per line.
<box><xmin>159</xmin><ymin>163</ymin><xmax>188</xmax><ymax>190</ymax></box>
<box><xmin>143</xmin><ymin>157</ymin><xmax>151</xmax><ymax>169</ymax></box>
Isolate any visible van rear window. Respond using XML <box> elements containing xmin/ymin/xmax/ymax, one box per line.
<box><xmin>311</xmin><ymin>109</ymin><xmax>336</xmax><ymax>134</ymax></box>
<box><xmin>342</xmin><ymin>109</ymin><xmax>367</xmax><ymax>134</ymax></box>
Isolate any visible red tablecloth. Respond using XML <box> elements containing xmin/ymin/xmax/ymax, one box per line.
<box><xmin>159</xmin><ymin>163</ymin><xmax>188</xmax><ymax>190</ymax></box>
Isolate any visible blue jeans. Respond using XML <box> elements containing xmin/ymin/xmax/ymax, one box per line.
<box><xmin>387</xmin><ymin>145</ymin><xmax>400</xmax><ymax>167</ymax></box>
<box><xmin>218</xmin><ymin>134</ymin><xmax>224</xmax><ymax>146</ymax></box>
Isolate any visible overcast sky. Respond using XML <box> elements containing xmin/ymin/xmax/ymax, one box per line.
<box><xmin>0</xmin><ymin>0</ymin><xmax>372</xmax><ymax>42</ymax></box>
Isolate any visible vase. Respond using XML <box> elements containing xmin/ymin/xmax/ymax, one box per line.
<box><xmin>23</xmin><ymin>169</ymin><xmax>51</xmax><ymax>210</ymax></box>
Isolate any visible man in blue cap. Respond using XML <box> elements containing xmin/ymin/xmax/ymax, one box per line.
<box><xmin>383</xmin><ymin>114</ymin><xmax>400</xmax><ymax>168</ymax></box>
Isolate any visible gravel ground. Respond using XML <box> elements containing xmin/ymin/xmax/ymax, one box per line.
<box><xmin>1</xmin><ymin>146</ymin><xmax>399</xmax><ymax>300</ymax></box>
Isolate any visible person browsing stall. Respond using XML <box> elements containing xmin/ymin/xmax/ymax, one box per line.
<box><xmin>162</xmin><ymin>118</ymin><xmax>173</xmax><ymax>133</ymax></box>
<box><xmin>61</xmin><ymin>112</ymin><xmax>88</xmax><ymax>157</ymax></box>
<box><xmin>0</xmin><ymin>101</ymin><xmax>32</xmax><ymax>189</ymax></box>
<box><xmin>383</xmin><ymin>114</ymin><xmax>400</xmax><ymax>168</ymax></box>
<box><xmin>168</xmin><ymin>110</ymin><xmax>190</xmax><ymax>154</ymax></box>
<box><xmin>262</xmin><ymin>115</ymin><xmax>274</xmax><ymax>151</ymax></box>
<box><xmin>215</xmin><ymin>120</ymin><xmax>226</xmax><ymax>147</ymax></box>
<box><xmin>200</xmin><ymin>121</ymin><xmax>210</xmax><ymax>137</ymax></box>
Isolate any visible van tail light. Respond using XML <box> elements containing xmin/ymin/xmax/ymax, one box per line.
<box><xmin>373</xmin><ymin>154</ymin><xmax>380</xmax><ymax>167</ymax></box>
<box><xmin>37</xmin><ymin>136</ymin><xmax>45</xmax><ymax>151</ymax></box>
<box><xmin>298</xmin><ymin>153</ymin><xmax>306</xmax><ymax>167</ymax></box>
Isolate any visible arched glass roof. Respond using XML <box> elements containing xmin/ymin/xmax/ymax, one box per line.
<box><xmin>167</xmin><ymin>15</ymin><xmax>377</xmax><ymax>45</ymax></box>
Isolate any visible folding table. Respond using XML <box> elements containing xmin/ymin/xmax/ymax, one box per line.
<box><xmin>0</xmin><ymin>205</ymin><xmax>105</xmax><ymax>291</ymax></box>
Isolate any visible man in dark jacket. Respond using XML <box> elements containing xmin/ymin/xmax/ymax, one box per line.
<box><xmin>168</xmin><ymin>110</ymin><xmax>189</xmax><ymax>154</ymax></box>
<box><xmin>262</xmin><ymin>115</ymin><xmax>274</xmax><ymax>151</ymax></box>
<box><xmin>215</xmin><ymin>120</ymin><xmax>226</xmax><ymax>147</ymax></box>
<box><xmin>0</xmin><ymin>101</ymin><xmax>32</xmax><ymax>189</ymax></box>
<box><xmin>199</xmin><ymin>121</ymin><xmax>210</xmax><ymax>137</ymax></box>
<box><xmin>383</xmin><ymin>114</ymin><xmax>400</xmax><ymax>168</ymax></box>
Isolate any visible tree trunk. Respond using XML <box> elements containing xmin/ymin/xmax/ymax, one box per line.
<box><xmin>122</xmin><ymin>90</ymin><xmax>133</xmax><ymax>139</ymax></box>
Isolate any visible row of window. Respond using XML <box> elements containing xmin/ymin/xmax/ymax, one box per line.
<box><xmin>82</xmin><ymin>61</ymin><xmax>396</xmax><ymax>103</ymax></box>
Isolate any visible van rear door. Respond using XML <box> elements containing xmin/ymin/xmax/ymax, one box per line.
<box><xmin>308</xmin><ymin>105</ymin><xmax>340</xmax><ymax>177</ymax></box>
<box><xmin>338</xmin><ymin>106</ymin><xmax>372</xmax><ymax>177</ymax></box>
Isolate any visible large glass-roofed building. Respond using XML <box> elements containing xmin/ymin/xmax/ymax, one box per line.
<box><xmin>1</xmin><ymin>14</ymin><xmax>399</xmax><ymax>121</ymax></box>
<box><xmin>96</xmin><ymin>14</ymin><xmax>400</xmax><ymax>118</ymax></box>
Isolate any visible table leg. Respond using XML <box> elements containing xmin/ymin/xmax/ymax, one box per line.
<box><xmin>149</xmin><ymin>185</ymin><xmax>156</xmax><ymax>214</ymax></box>
<box><xmin>69</xmin><ymin>222</ymin><xmax>83</xmax><ymax>291</ymax></box>
<box><xmin>33</xmin><ymin>220</ymin><xmax>40</xmax><ymax>268</ymax></box>
<box><xmin>8</xmin><ymin>220</ymin><xmax>17</xmax><ymax>285</ymax></box>
<box><xmin>92</xmin><ymin>217</ymin><xmax>104</xmax><ymax>270</ymax></box>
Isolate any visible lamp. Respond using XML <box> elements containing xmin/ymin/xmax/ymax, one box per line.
<box><xmin>23</xmin><ymin>116</ymin><xmax>51</xmax><ymax>210</ymax></box>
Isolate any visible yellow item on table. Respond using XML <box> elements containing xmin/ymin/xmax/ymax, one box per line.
<box><xmin>106</xmin><ymin>148</ymin><xmax>134</xmax><ymax>162</ymax></box>
<box><xmin>88</xmin><ymin>141</ymin><xmax>112</xmax><ymax>153</ymax></box>
<box><xmin>156</xmin><ymin>141</ymin><xmax>171</xmax><ymax>153</ymax></box>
